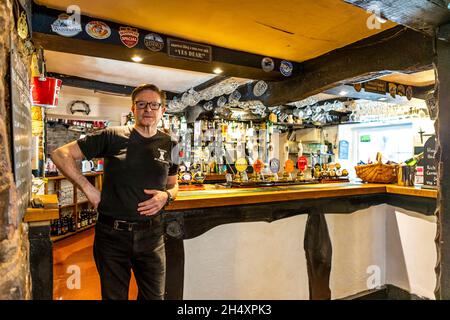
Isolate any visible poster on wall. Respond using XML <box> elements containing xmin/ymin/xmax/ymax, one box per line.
<box><xmin>338</xmin><ymin>140</ymin><xmax>349</xmax><ymax>160</ymax></box>
<box><xmin>10</xmin><ymin>47</ymin><xmax>32</xmax><ymax>224</ymax></box>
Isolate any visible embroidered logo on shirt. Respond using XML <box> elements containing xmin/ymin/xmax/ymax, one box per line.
<box><xmin>155</xmin><ymin>148</ymin><xmax>170</xmax><ymax>165</ymax></box>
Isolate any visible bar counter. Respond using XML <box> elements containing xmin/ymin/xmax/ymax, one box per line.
<box><xmin>166</xmin><ymin>182</ymin><xmax>437</xmax><ymax>211</ymax></box>
<box><xmin>161</xmin><ymin>182</ymin><xmax>437</xmax><ymax>300</ymax></box>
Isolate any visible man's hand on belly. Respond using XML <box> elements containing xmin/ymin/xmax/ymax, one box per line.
<box><xmin>137</xmin><ymin>189</ymin><xmax>169</xmax><ymax>216</ymax></box>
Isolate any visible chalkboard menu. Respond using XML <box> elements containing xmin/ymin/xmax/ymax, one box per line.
<box><xmin>10</xmin><ymin>48</ymin><xmax>32</xmax><ymax>224</ymax></box>
<box><xmin>423</xmin><ymin>135</ymin><xmax>437</xmax><ymax>189</ymax></box>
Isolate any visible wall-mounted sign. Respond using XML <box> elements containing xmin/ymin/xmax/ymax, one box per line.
<box><xmin>261</xmin><ymin>57</ymin><xmax>274</xmax><ymax>72</ymax></box>
<box><xmin>364</xmin><ymin>80</ymin><xmax>386</xmax><ymax>94</ymax></box>
<box><xmin>360</xmin><ymin>135</ymin><xmax>371</xmax><ymax>143</ymax></box>
<box><xmin>280</xmin><ymin>60</ymin><xmax>293</xmax><ymax>77</ymax></box>
<box><xmin>423</xmin><ymin>135</ymin><xmax>437</xmax><ymax>188</ymax></box>
<box><xmin>51</xmin><ymin>13</ymin><xmax>82</xmax><ymax>37</ymax></box>
<box><xmin>338</xmin><ymin>140</ymin><xmax>349</xmax><ymax>159</ymax></box>
<box><xmin>144</xmin><ymin>33</ymin><xmax>164</xmax><ymax>51</ymax></box>
<box><xmin>168</xmin><ymin>38</ymin><xmax>212</xmax><ymax>63</ymax></box>
<box><xmin>119</xmin><ymin>26</ymin><xmax>139</xmax><ymax>48</ymax></box>
<box><xmin>85</xmin><ymin>21</ymin><xmax>111</xmax><ymax>39</ymax></box>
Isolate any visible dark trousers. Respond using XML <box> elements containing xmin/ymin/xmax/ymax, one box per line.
<box><xmin>93</xmin><ymin>217</ymin><xmax>166</xmax><ymax>300</ymax></box>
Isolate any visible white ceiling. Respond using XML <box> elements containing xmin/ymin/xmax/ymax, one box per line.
<box><xmin>44</xmin><ymin>50</ymin><xmax>222</xmax><ymax>93</ymax></box>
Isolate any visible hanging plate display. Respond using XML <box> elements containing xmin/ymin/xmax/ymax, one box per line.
<box><xmin>280</xmin><ymin>60</ymin><xmax>293</xmax><ymax>77</ymax></box>
<box><xmin>86</xmin><ymin>21</ymin><xmax>111</xmax><ymax>39</ymax></box>
<box><xmin>253</xmin><ymin>80</ymin><xmax>268</xmax><ymax>97</ymax></box>
<box><xmin>261</xmin><ymin>57</ymin><xmax>275</xmax><ymax>72</ymax></box>
<box><xmin>144</xmin><ymin>33</ymin><xmax>164</xmax><ymax>51</ymax></box>
<box><xmin>119</xmin><ymin>26</ymin><xmax>139</xmax><ymax>48</ymax></box>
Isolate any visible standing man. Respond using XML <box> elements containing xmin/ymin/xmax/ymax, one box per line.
<box><xmin>51</xmin><ymin>84</ymin><xmax>179</xmax><ymax>300</ymax></box>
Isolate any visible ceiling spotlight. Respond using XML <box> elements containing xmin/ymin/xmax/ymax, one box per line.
<box><xmin>339</xmin><ymin>90</ymin><xmax>348</xmax><ymax>96</ymax></box>
<box><xmin>131</xmin><ymin>55</ymin><xmax>143</xmax><ymax>62</ymax></box>
<box><xmin>213</xmin><ymin>68</ymin><xmax>223</xmax><ymax>74</ymax></box>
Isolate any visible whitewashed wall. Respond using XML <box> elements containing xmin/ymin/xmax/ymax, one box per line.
<box><xmin>47</xmin><ymin>86</ymin><xmax>131</xmax><ymax>125</ymax></box>
<box><xmin>183</xmin><ymin>206</ymin><xmax>437</xmax><ymax>299</ymax></box>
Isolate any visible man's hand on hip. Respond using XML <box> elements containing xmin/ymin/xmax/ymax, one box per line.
<box><xmin>84</xmin><ymin>183</ymin><xmax>101</xmax><ymax>210</ymax></box>
<box><xmin>138</xmin><ymin>189</ymin><xmax>168</xmax><ymax>216</ymax></box>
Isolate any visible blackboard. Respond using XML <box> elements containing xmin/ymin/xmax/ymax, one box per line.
<box><xmin>10</xmin><ymin>48</ymin><xmax>32</xmax><ymax>224</ymax></box>
<box><xmin>423</xmin><ymin>135</ymin><xmax>437</xmax><ymax>189</ymax></box>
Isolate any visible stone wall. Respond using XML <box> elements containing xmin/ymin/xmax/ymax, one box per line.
<box><xmin>0</xmin><ymin>0</ymin><xmax>32</xmax><ymax>299</ymax></box>
<box><xmin>45</xmin><ymin>123</ymin><xmax>83</xmax><ymax>156</ymax></box>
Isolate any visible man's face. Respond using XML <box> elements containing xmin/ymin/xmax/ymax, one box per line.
<box><xmin>132</xmin><ymin>90</ymin><xmax>166</xmax><ymax>128</ymax></box>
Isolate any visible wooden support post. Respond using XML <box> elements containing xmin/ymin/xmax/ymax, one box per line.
<box><xmin>435</xmin><ymin>24</ymin><xmax>450</xmax><ymax>300</ymax></box>
<box><xmin>304</xmin><ymin>211</ymin><xmax>332</xmax><ymax>300</ymax></box>
<box><xmin>28</xmin><ymin>223</ymin><xmax>53</xmax><ymax>300</ymax></box>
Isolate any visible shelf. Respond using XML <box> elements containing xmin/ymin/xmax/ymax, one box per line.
<box><xmin>51</xmin><ymin>224</ymin><xmax>95</xmax><ymax>242</ymax></box>
<box><xmin>45</xmin><ymin>171</ymin><xmax>104</xmax><ymax>180</ymax></box>
<box><xmin>59</xmin><ymin>204</ymin><xmax>75</xmax><ymax>209</ymax></box>
<box><xmin>77</xmin><ymin>200</ymin><xmax>90</xmax><ymax>205</ymax></box>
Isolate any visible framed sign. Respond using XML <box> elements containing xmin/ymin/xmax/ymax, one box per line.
<box><xmin>167</xmin><ymin>38</ymin><xmax>212</xmax><ymax>63</ymax></box>
<box><xmin>339</xmin><ymin>140</ymin><xmax>349</xmax><ymax>160</ymax></box>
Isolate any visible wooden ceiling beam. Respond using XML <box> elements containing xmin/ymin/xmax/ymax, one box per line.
<box><xmin>32</xmin><ymin>4</ymin><xmax>299</xmax><ymax>81</ymax></box>
<box><xmin>344</xmin><ymin>0</ymin><xmax>450</xmax><ymax>35</ymax></box>
<box><xmin>239</xmin><ymin>26</ymin><xmax>434</xmax><ymax>106</ymax></box>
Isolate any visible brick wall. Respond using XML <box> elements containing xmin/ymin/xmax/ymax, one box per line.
<box><xmin>0</xmin><ymin>0</ymin><xmax>31</xmax><ymax>300</ymax></box>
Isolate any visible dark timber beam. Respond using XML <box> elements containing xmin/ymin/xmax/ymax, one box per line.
<box><xmin>435</xmin><ymin>23</ymin><xmax>450</xmax><ymax>300</ymax></box>
<box><xmin>32</xmin><ymin>4</ymin><xmax>299</xmax><ymax>81</ymax></box>
<box><xmin>239</xmin><ymin>26</ymin><xmax>434</xmax><ymax>106</ymax></box>
<box><xmin>344</xmin><ymin>0</ymin><xmax>450</xmax><ymax>35</ymax></box>
<box><xmin>46</xmin><ymin>72</ymin><xmax>178</xmax><ymax>99</ymax></box>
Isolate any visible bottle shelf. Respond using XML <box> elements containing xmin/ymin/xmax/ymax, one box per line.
<box><xmin>51</xmin><ymin>224</ymin><xmax>95</xmax><ymax>242</ymax></box>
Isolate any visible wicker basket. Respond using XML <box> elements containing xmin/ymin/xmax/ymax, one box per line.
<box><xmin>355</xmin><ymin>152</ymin><xmax>398</xmax><ymax>183</ymax></box>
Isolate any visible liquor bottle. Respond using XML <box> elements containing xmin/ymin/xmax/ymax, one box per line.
<box><xmin>404</xmin><ymin>152</ymin><xmax>424</xmax><ymax>167</ymax></box>
<box><xmin>77</xmin><ymin>211</ymin><xmax>81</xmax><ymax>229</ymax></box>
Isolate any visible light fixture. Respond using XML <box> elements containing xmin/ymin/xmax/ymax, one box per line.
<box><xmin>339</xmin><ymin>90</ymin><xmax>348</xmax><ymax>96</ymax></box>
<box><xmin>213</xmin><ymin>68</ymin><xmax>223</xmax><ymax>74</ymax></box>
<box><xmin>131</xmin><ymin>55</ymin><xmax>143</xmax><ymax>62</ymax></box>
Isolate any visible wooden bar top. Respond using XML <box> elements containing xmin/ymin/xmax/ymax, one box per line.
<box><xmin>166</xmin><ymin>183</ymin><xmax>437</xmax><ymax>211</ymax></box>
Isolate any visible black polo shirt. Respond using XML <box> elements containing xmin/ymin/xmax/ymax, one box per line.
<box><xmin>77</xmin><ymin>125</ymin><xmax>179</xmax><ymax>221</ymax></box>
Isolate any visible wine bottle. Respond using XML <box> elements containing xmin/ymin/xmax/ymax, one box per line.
<box><xmin>404</xmin><ymin>152</ymin><xmax>424</xmax><ymax>166</ymax></box>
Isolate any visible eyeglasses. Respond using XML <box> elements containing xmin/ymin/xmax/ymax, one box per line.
<box><xmin>134</xmin><ymin>101</ymin><xmax>163</xmax><ymax>110</ymax></box>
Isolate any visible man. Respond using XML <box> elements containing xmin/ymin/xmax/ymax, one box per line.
<box><xmin>51</xmin><ymin>84</ymin><xmax>179</xmax><ymax>300</ymax></box>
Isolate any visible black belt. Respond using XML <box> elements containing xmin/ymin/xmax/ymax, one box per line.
<box><xmin>98</xmin><ymin>214</ymin><xmax>161</xmax><ymax>231</ymax></box>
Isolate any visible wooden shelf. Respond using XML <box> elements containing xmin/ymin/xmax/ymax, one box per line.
<box><xmin>45</xmin><ymin>171</ymin><xmax>103</xmax><ymax>180</ymax></box>
<box><xmin>77</xmin><ymin>200</ymin><xmax>90</xmax><ymax>205</ymax></box>
<box><xmin>59</xmin><ymin>203</ymin><xmax>75</xmax><ymax>209</ymax></box>
<box><xmin>51</xmin><ymin>224</ymin><xmax>95</xmax><ymax>242</ymax></box>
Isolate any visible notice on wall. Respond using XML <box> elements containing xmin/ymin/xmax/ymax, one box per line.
<box><xmin>338</xmin><ymin>140</ymin><xmax>349</xmax><ymax>160</ymax></box>
<box><xmin>10</xmin><ymin>48</ymin><xmax>32</xmax><ymax>224</ymax></box>
<box><xmin>423</xmin><ymin>135</ymin><xmax>437</xmax><ymax>189</ymax></box>
<box><xmin>167</xmin><ymin>38</ymin><xmax>212</xmax><ymax>63</ymax></box>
